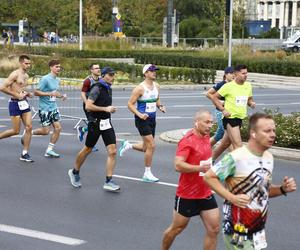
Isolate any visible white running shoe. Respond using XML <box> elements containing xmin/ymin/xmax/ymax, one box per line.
<box><xmin>142</xmin><ymin>172</ymin><xmax>159</xmax><ymax>183</ymax></box>
<box><xmin>118</xmin><ymin>140</ymin><xmax>131</xmax><ymax>157</ymax></box>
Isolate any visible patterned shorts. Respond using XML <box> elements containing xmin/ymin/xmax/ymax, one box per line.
<box><xmin>38</xmin><ymin>109</ymin><xmax>61</xmax><ymax>127</ymax></box>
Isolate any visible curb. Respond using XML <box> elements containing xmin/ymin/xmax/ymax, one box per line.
<box><xmin>159</xmin><ymin>129</ymin><xmax>300</xmax><ymax>161</ymax></box>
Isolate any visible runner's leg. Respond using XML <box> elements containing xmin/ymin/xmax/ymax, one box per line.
<box><xmin>20</xmin><ymin>112</ymin><xmax>32</xmax><ymax>152</ymax></box>
<box><xmin>161</xmin><ymin>210</ymin><xmax>190</xmax><ymax>250</ymax></box>
<box><xmin>0</xmin><ymin>116</ymin><xmax>21</xmax><ymax>139</ymax></box>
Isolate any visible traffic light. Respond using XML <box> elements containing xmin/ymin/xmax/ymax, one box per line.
<box><xmin>176</xmin><ymin>11</ymin><xmax>181</xmax><ymax>25</ymax></box>
<box><xmin>226</xmin><ymin>0</ymin><xmax>231</xmax><ymax>16</ymax></box>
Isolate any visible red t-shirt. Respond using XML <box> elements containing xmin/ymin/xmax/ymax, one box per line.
<box><xmin>81</xmin><ymin>78</ymin><xmax>92</xmax><ymax>92</ymax></box>
<box><xmin>175</xmin><ymin>130</ymin><xmax>212</xmax><ymax>199</ymax></box>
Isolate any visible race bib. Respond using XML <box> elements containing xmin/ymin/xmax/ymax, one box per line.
<box><xmin>145</xmin><ymin>102</ymin><xmax>156</xmax><ymax>113</ymax></box>
<box><xmin>235</xmin><ymin>96</ymin><xmax>248</xmax><ymax>106</ymax></box>
<box><xmin>253</xmin><ymin>229</ymin><xmax>267</xmax><ymax>250</ymax></box>
<box><xmin>99</xmin><ymin>118</ymin><xmax>112</xmax><ymax>131</ymax></box>
<box><xmin>18</xmin><ymin>100</ymin><xmax>29</xmax><ymax>110</ymax></box>
<box><xmin>49</xmin><ymin>91</ymin><xmax>56</xmax><ymax>102</ymax></box>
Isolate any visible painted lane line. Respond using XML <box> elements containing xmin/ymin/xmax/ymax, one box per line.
<box><xmin>113</xmin><ymin>174</ymin><xmax>178</xmax><ymax>187</ymax></box>
<box><xmin>0</xmin><ymin>224</ymin><xmax>86</xmax><ymax>246</ymax></box>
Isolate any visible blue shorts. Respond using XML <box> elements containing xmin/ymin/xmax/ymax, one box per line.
<box><xmin>8</xmin><ymin>99</ymin><xmax>31</xmax><ymax>116</ymax></box>
<box><xmin>38</xmin><ymin>109</ymin><xmax>61</xmax><ymax>127</ymax></box>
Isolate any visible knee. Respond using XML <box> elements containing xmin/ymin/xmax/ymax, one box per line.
<box><xmin>25</xmin><ymin>123</ymin><xmax>32</xmax><ymax>132</ymax></box>
<box><xmin>54</xmin><ymin>124</ymin><xmax>62</xmax><ymax>133</ymax></box>
<box><xmin>12</xmin><ymin>128</ymin><xmax>21</xmax><ymax>135</ymax></box>
<box><xmin>147</xmin><ymin>141</ymin><xmax>156</xmax><ymax>151</ymax></box>
<box><xmin>206</xmin><ymin>224</ymin><xmax>220</xmax><ymax>236</ymax></box>
<box><xmin>108</xmin><ymin>148</ymin><xmax>117</xmax><ymax>158</ymax></box>
<box><xmin>164</xmin><ymin>225</ymin><xmax>185</xmax><ymax>238</ymax></box>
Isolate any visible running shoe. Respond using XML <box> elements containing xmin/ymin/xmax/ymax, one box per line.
<box><xmin>92</xmin><ymin>146</ymin><xmax>99</xmax><ymax>152</ymax></box>
<box><xmin>142</xmin><ymin>172</ymin><xmax>159</xmax><ymax>183</ymax></box>
<box><xmin>68</xmin><ymin>169</ymin><xmax>81</xmax><ymax>188</ymax></box>
<box><xmin>45</xmin><ymin>150</ymin><xmax>60</xmax><ymax>158</ymax></box>
<box><xmin>77</xmin><ymin>126</ymin><xmax>85</xmax><ymax>142</ymax></box>
<box><xmin>118</xmin><ymin>140</ymin><xmax>131</xmax><ymax>157</ymax></box>
<box><xmin>19</xmin><ymin>153</ymin><xmax>34</xmax><ymax>163</ymax></box>
<box><xmin>103</xmin><ymin>180</ymin><xmax>120</xmax><ymax>191</ymax></box>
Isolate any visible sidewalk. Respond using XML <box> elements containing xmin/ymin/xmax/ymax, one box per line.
<box><xmin>159</xmin><ymin>129</ymin><xmax>300</xmax><ymax>161</ymax></box>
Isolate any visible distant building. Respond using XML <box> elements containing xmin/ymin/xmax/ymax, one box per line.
<box><xmin>241</xmin><ymin>0</ymin><xmax>300</xmax><ymax>38</ymax></box>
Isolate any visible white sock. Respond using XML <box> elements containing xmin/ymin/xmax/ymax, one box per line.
<box><xmin>145</xmin><ymin>167</ymin><xmax>151</xmax><ymax>174</ymax></box>
<box><xmin>47</xmin><ymin>143</ymin><xmax>55</xmax><ymax>151</ymax></box>
<box><xmin>22</xmin><ymin>150</ymin><xmax>28</xmax><ymax>155</ymax></box>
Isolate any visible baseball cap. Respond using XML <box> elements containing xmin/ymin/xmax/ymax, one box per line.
<box><xmin>101</xmin><ymin>67</ymin><xmax>115</xmax><ymax>76</ymax></box>
<box><xmin>224</xmin><ymin>66</ymin><xmax>234</xmax><ymax>74</ymax></box>
<box><xmin>142</xmin><ymin>64</ymin><xmax>159</xmax><ymax>74</ymax></box>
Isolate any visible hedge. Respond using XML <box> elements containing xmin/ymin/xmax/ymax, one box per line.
<box><xmin>9</xmin><ymin>46</ymin><xmax>300</xmax><ymax>76</ymax></box>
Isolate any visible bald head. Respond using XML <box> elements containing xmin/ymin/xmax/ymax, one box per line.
<box><xmin>193</xmin><ymin>110</ymin><xmax>213</xmax><ymax>136</ymax></box>
<box><xmin>194</xmin><ymin>110</ymin><xmax>211</xmax><ymax>123</ymax></box>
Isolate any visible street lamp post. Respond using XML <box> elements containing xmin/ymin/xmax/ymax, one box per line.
<box><xmin>79</xmin><ymin>0</ymin><xmax>83</xmax><ymax>50</ymax></box>
<box><xmin>228</xmin><ymin>0</ymin><xmax>233</xmax><ymax>66</ymax></box>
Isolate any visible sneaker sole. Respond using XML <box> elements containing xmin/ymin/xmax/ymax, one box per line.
<box><xmin>68</xmin><ymin>170</ymin><xmax>81</xmax><ymax>188</ymax></box>
<box><xmin>142</xmin><ymin>178</ymin><xmax>159</xmax><ymax>183</ymax></box>
<box><xmin>44</xmin><ymin>154</ymin><xmax>60</xmax><ymax>158</ymax></box>
<box><xmin>19</xmin><ymin>158</ymin><xmax>34</xmax><ymax>163</ymax></box>
<box><xmin>103</xmin><ymin>186</ymin><xmax>121</xmax><ymax>192</ymax></box>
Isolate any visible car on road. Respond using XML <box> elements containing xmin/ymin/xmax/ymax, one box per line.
<box><xmin>282</xmin><ymin>31</ymin><xmax>300</xmax><ymax>52</ymax></box>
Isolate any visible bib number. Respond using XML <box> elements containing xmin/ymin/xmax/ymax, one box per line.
<box><xmin>235</xmin><ymin>96</ymin><xmax>248</xmax><ymax>106</ymax></box>
<box><xmin>145</xmin><ymin>102</ymin><xmax>156</xmax><ymax>113</ymax></box>
<box><xmin>99</xmin><ymin>119</ymin><xmax>112</xmax><ymax>131</ymax></box>
<box><xmin>18</xmin><ymin>100</ymin><xmax>29</xmax><ymax>110</ymax></box>
<box><xmin>49</xmin><ymin>91</ymin><xmax>56</xmax><ymax>102</ymax></box>
<box><xmin>253</xmin><ymin>229</ymin><xmax>267</xmax><ymax>250</ymax></box>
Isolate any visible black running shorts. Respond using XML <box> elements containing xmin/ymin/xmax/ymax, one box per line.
<box><xmin>85</xmin><ymin>120</ymin><xmax>116</xmax><ymax>148</ymax></box>
<box><xmin>135</xmin><ymin>116</ymin><xmax>156</xmax><ymax>137</ymax></box>
<box><xmin>174</xmin><ymin>195</ymin><xmax>218</xmax><ymax>218</ymax></box>
<box><xmin>222</xmin><ymin>117</ymin><xmax>243</xmax><ymax>130</ymax></box>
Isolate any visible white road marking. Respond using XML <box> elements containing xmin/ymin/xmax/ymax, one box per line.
<box><xmin>113</xmin><ymin>174</ymin><xmax>178</xmax><ymax>187</ymax></box>
<box><xmin>0</xmin><ymin>224</ymin><xmax>86</xmax><ymax>246</ymax></box>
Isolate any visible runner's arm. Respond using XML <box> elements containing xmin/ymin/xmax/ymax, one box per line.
<box><xmin>85</xmin><ymin>99</ymin><xmax>115</xmax><ymax>113</ymax></box>
<box><xmin>205</xmin><ymin>88</ymin><xmax>217</xmax><ymax>101</ymax></box>
<box><xmin>269</xmin><ymin>176</ymin><xmax>297</xmax><ymax>198</ymax></box>
<box><xmin>155</xmin><ymin>85</ymin><xmax>166</xmax><ymax>113</ymax></box>
<box><xmin>127</xmin><ymin>86</ymin><xmax>145</xmax><ymax>118</ymax></box>
<box><xmin>0</xmin><ymin>72</ymin><xmax>22</xmax><ymax>98</ymax></box>
<box><xmin>174</xmin><ymin>156</ymin><xmax>202</xmax><ymax>173</ymax></box>
<box><xmin>204</xmin><ymin>169</ymin><xmax>250</xmax><ymax>208</ymax></box>
<box><xmin>80</xmin><ymin>91</ymin><xmax>87</xmax><ymax>103</ymax></box>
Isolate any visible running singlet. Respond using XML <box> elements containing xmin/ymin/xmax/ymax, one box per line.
<box><xmin>136</xmin><ymin>82</ymin><xmax>158</xmax><ymax>118</ymax></box>
<box><xmin>175</xmin><ymin>130</ymin><xmax>213</xmax><ymax>199</ymax></box>
<box><xmin>211</xmin><ymin>146</ymin><xmax>274</xmax><ymax>235</ymax></box>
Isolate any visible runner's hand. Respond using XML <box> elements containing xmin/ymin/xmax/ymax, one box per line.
<box><xmin>230</xmin><ymin>194</ymin><xmax>250</xmax><ymax>208</ymax></box>
<box><xmin>106</xmin><ymin>106</ymin><xmax>117</xmax><ymax>113</ymax></box>
<box><xmin>249</xmin><ymin>101</ymin><xmax>256</xmax><ymax>109</ymax></box>
<box><xmin>282</xmin><ymin>176</ymin><xmax>297</xmax><ymax>193</ymax></box>
<box><xmin>159</xmin><ymin>105</ymin><xmax>166</xmax><ymax>113</ymax></box>
<box><xmin>17</xmin><ymin>92</ymin><xmax>26</xmax><ymax>100</ymax></box>
<box><xmin>139</xmin><ymin>113</ymin><xmax>149</xmax><ymax>120</ymax></box>
<box><xmin>222</xmin><ymin>110</ymin><xmax>231</xmax><ymax>118</ymax></box>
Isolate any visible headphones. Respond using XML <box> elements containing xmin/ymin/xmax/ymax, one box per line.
<box><xmin>195</xmin><ymin>122</ymin><xmax>199</xmax><ymax>129</ymax></box>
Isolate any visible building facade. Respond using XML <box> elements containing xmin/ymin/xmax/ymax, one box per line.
<box><xmin>243</xmin><ymin>0</ymin><xmax>300</xmax><ymax>38</ymax></box>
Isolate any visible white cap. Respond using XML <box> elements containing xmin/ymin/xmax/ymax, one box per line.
<box><xmin>142</xmin><ymin>64</ymin><xmax>159</xmax><ymax>74</ymax></box>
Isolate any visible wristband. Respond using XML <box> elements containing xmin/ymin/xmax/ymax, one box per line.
<box><xmin>280</xmin><ymin>185</ymin><xmax>287</xmax><ymax>196</ymax></box>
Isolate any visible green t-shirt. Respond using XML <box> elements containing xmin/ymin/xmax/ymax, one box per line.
<box><xmin>218</xmin><ymin>80</ymin><xmax>253</xmax><ymax>119</ymax></box>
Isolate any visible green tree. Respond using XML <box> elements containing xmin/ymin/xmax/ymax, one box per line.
<box><xmin>118</xmin><ymin>0</ymin><xmax>167</xmax><ymax>37</ymax></box>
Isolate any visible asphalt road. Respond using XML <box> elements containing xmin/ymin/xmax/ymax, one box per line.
<box><xmin>0</xmin><ymin>87</ymin><xmax>299</xmax><ymax>250</ymax></box>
